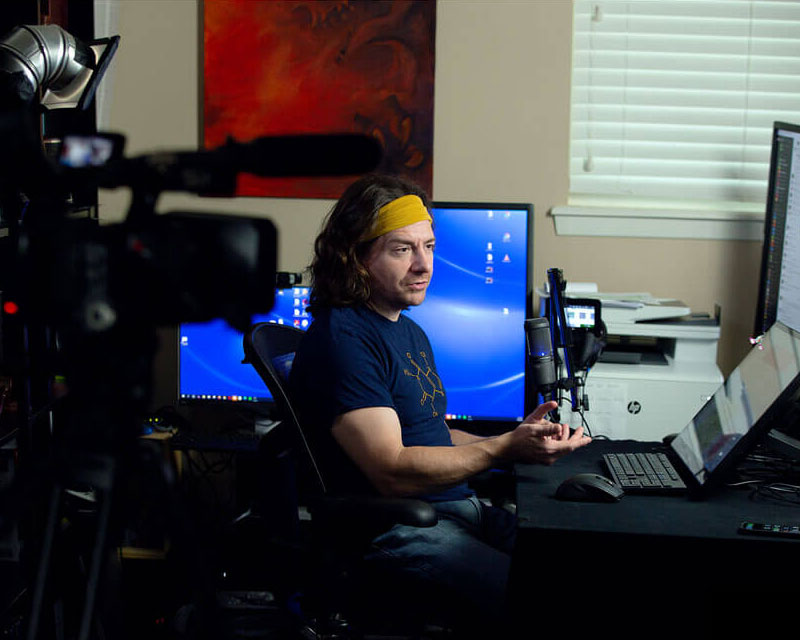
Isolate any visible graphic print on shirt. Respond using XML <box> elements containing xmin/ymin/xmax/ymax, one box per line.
<box><xmin>403</xmin><ymin>351</ymin><xmax>444</xmax><ymax>416</ymax></box>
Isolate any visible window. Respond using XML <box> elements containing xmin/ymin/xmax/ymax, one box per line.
<box><xmin>554</xmin><ymin>0</ymin><xmax>800</xmax><ymax>239</ymax></box>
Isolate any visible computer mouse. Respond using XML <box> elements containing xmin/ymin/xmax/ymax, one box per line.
<box><xmin>554</xmin><ymin>473</ymin><xmax>624</xmax><ymax>503</ymax></box>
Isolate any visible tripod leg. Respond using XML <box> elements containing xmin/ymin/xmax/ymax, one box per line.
<box><xmin>78</xmin><ymin>482</ymin><xmax>114</xmax><ymax>640</ymax></box>
<box><xmin>26</xmin><ymin>484</ymin><xmax>62</xmax><ymax>640</ymax></box>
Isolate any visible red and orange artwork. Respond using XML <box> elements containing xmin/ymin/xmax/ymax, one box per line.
<box><xmin>203</xmin><ymin>0</ymin><xmax>436</xmax><ymax>198</ymax></box>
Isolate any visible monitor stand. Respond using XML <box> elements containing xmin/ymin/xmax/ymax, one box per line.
<box><xmin>765</xmin><ymin>428</ymin><xmax>800</xmax><ymax>462</ymax></box>
<box><xmin>254</xmin><ymin>417</ymin><xmax>280</xmax><ymax>437</ymax></box>
<box><xmin>764</xmin><ymin>398</ymin><xmax>800</xmax><ymax>461</ymax></box>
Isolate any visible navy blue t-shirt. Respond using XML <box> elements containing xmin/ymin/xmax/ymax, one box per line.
<box><xmin>289</xmin><ymin>305</ymin><xmax>472</xmax><ymax>502</ymax></box>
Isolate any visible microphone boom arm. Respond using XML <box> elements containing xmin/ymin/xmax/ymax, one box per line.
<box><xmin>546</xmin><ymin>268</ymin><xmax>581</xmax><ymax>412</ymax></box>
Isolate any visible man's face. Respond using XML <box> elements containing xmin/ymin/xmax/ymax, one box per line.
<box><xmin>363</xmin><ymin>220</ymin><xmax>435</xmax><ymax>321</ymax></box>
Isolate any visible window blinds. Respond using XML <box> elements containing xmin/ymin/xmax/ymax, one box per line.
<box><xmin>571</xmin><ymin>0</ymin><xmax>800</xmax><ymax>207</ymax></box>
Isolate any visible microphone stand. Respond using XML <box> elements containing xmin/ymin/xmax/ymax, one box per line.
<box><xmin>529</xmin><ymin>270</ymin><xmax>603</xmax><ymax>431</ymax></box>
<box><xmin>546</xmin><ymin>269</ymin><xmax>580</xmax><ymax>416</ymax></box>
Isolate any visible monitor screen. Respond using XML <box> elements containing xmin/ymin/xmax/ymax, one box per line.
<box><xmin>178</xmin><ymin>286</ymin><xmax>311</xmax><ymax>405</ymax></box>
<box><xmin>565</xmin><ymin>302</ymin><xmax>597</xmax><ymax>330</ymax></box>
<box><xmin>754</xmin><ymin>121</ymin><xmax>800</xmax><ymax>336</ymax></box>
<box><xmin>404</xmin><ymin>202</ymin><xmax>533</xmax><ymax>431</ymax></box>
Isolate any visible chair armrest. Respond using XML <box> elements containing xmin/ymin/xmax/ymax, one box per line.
<box><xmin>468</xmin><ymin>466</ymin><xmax>516</xmax><ymax>506</ymax></box>
<box><xmin>312</xmin><ymin>495</ymin><xmax>437</xmax><ymax>530</ymax></box>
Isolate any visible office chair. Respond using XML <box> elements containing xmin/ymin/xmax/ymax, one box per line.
<box><xmin>241</xmin><ymin>322</ymin><xmax>441</xmax><ymax>637</ymax></box>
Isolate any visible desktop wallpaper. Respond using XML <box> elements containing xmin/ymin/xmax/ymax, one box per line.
<box><xmin>407</xmin><ymin>205</ymin><xmax>530</xmax><ymax>422</ymax></box>
<box><xmin>179</xmin><ymin>288</ymin><xmax>311</xmax><ymax>403</ymax></box>
<box><xmin>178</xmin><ymin>206</ymin><xmax>530</xmax><ymax>423</ymax></box>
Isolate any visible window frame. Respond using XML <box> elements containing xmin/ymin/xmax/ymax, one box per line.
<box><xmin>558</xmin><ymin>0</ymin><xmax>800</xmax><ymax>240</ymax></box>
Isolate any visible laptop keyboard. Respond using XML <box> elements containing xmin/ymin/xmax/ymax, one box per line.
<box><xmin>603</xmin><ymin>452</ymin><xmax>687</xmax><ymax>494</ymax></box>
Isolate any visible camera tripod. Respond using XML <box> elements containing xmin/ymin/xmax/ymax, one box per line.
<box><xmin>13</xmin><ymin>325</ymin><xmax>219</xmax><ymax>640</ymax></box>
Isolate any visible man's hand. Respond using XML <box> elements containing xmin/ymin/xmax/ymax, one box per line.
<box><xmin>504</xmin><ymin>401</ymin><xmax>591</xmax><ymax>465</ymax></box>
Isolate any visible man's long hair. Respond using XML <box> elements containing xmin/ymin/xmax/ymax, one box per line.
<box><xmin>307</xmin><ymin>173</ymin><xmax>430</xmax><ymax>315</ymax></box>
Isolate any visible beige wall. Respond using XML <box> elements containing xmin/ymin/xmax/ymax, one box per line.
<box><xmin>97</xmin><ymin>0</ymin><xmax>762</xmax><ymax>407</ymax></box>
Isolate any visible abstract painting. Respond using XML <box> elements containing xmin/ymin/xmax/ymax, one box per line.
<box><xmin>203</xmin><ymin>0</ymin><xmax>436</xmax><ymax>198</ymax></box>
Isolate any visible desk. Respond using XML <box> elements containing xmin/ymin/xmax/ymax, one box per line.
<box><xmin>509</xmin><ymin>440</ymin><xmax>800</xmax><ymax>629</ymax></box>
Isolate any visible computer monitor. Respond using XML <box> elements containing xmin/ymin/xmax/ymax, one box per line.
<box><xmin>670</xmin><ymin>320</ymin><xmax>800</xmax><ymax>491</ymax></box>
<box><xmin>405</xmin><ymin>201</ymin><xmax>533</xmax><ymax>433</ymax></box>
<box><xmin>178</xmin><ymin>286</ymin><xmax>311</xmax><ymax>409</ymax></box>
<box><xmin>754</xmin><ymin>121</ymin><xmax>800</xmax><ymax>337</ymax></box>
<box><xmin>179</xmin><ymin>203</ymin><xmax>532</xmax><ymax>431</ymax></box>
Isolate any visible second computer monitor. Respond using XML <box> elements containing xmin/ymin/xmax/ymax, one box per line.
<box><xmin>754</xmin><ymin>121</ymin><xmax>800</xmax><ymax>337</ymax></box>
<box><xmin>178</xmin><ymin>286</ymin><xmax>311</xmax><ymax>407</ymax></box>
<box><xmin>405</xmin><ymin>201</ymin><xmax>533</xmax><ymax>432</ymax></box>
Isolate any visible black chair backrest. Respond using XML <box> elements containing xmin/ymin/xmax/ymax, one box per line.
<box><xmin>243</xmin><ymin>322</ymin><xmax>326</xmax><ymax>495</ymax></box>
<box><xmin>244</xmin><ymin>323</ymin><xmax>437</xmax><ymax>534</ymax></box>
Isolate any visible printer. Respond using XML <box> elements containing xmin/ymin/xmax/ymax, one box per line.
<box><xmin>550</xmin><ymin>285</ymin><xmax>723</xmax><ymax>442</ymax></box>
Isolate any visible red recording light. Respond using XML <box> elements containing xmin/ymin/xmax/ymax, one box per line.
<box><xmin>3</xmin><ymin>301</ymin><xmax>19</xmax><ymax>315</ymax></box>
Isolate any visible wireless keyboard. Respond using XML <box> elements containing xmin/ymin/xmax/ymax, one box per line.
<box><xmin>602</xmin><ymin>452</ymin><xmax>687</xmax><ymax>494</ymax></box>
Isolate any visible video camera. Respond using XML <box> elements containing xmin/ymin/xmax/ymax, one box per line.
<box><xmin>2</xmin><ymin>125</ymin><xmax>381</xmax><ymax>336</ymax></box>
<box><xmin>0</xmin><ymin>23</ymin><xmax>381</xmax><ymax>442</ymax></box>
<box><xmin>0</xmin><ymin>24</ymin><xmax>381</xmax><ymax>337</ymax></box>
<box><xmin>0</xmin><ymin>23</ymin><xmax>382</xmax><ymax>640</ymax></box>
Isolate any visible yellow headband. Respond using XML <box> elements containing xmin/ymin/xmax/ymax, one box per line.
<box><xmin>361</xmin><ymin>194</ymin><xmax>432</xmax><ymax>242</ymax></box>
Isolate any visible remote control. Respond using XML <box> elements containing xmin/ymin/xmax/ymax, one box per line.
<box><xmin>738</xmin><ymin>521</ymin><xmax>800</xmax><ymax>539</ymax></box>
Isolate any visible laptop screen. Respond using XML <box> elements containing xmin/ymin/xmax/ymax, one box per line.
<box><xmin>670</xmin><ymin>321</ymin><xmax>800</xmax><ymax>488</ymax></box>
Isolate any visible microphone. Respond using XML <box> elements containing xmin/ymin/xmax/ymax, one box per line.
<box><xmin>95</xmin><ymin>133</ymin><xmax>383</xmax><ymax>194</ymax></box>
<box><xmin>525</xmin><ymin>317</ymin><xmax>557</xmax><ymax>396</ymax></box>
<box><xmin>227</xmin><ymin>133</ymin><xmax>383</xmax><ymax>177</ymax></box>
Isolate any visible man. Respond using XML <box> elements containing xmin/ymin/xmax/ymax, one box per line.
<box><xmin>289</xmin><ymin>174</ymin><xmax>590</xmax><ymax>628</ymax></box>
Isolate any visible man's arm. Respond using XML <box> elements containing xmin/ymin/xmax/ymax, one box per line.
<box><xmin>448</xmin><ymin>428</ymin><xmax>490</xmax><ymax>445</ymax></box>
<box><xmin>331</xmin><ymin>401</ymin><xmax>589</xmax><ymax>497</ymax></box>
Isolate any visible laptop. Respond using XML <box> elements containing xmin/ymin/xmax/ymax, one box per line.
<box><xmin>603</xmin><ymin>321</ymin><xmax>800</xmax><ymax>496</ymax></box>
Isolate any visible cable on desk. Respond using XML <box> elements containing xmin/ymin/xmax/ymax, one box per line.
<box><xmin>750</xmin><ymin>483</ymin><xmax>800</xmax><ymax>506</ymax></box>
<box><xmin>188</xmin><ymin>449</ymin><xmax>235</xmax><ymax>475</ymax></box>
<box><xmin>182</xmin><ymin>449</ymin><xmax>237</xmax><ymax>513</ymax></box>
<box><xmin>726</xmin><ymin>444</ymin><xmax>800</xmax><ymax>504</ymax></box>
<box><xmin>575</xmin><ymin>398</ymin><xmax>591</xmax><ymax>438</ymax></box>
<box><xmin>560</xmin><ymin>372</ymin><xmax>615</xmax><ymax>440</ymax></box>
<box><xmin>573</xmin><ymin>405</ymin><xmax>610</xmax><ymax>440</ymax></box>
